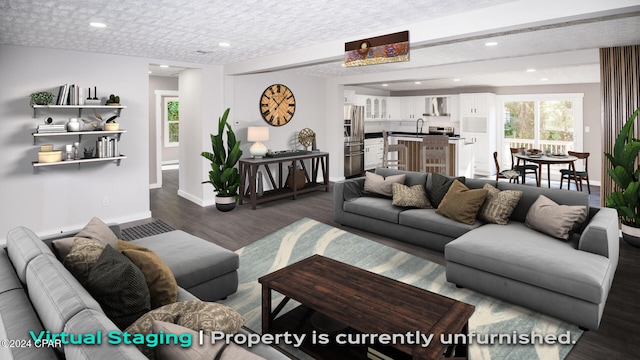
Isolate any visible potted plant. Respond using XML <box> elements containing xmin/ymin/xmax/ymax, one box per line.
<box><xmin>201</xmin><ymin>108</ymin><xmax>243</xmax><ymax>212</ymax></box>
<box><xmin>30</xmin><ymin>91</ymin><xmax>54</xmax><ymax>106</ymax></box>
<box><xmin>605</xmin><ymin>108</ymin><xmax>640</xmax><ymax>247</ymax></box>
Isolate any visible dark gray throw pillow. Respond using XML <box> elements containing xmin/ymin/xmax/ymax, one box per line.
<box><xmin>429</xmin><ymin>173</ymin><xmax>465</xmax><ymax>207</ymax></box>
<box><xmin>84</xmin><ymin>245</ymin><xmax>151</xmax><ymax>330</ymax></box>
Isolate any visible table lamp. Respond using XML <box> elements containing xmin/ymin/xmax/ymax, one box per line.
<box><xmin>248</xmin><ymin>126</ymin><xmax>269</xmax><ymax>158</ymax></box>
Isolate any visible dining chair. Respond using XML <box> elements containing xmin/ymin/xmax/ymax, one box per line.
<box><xmin>510</xmin><ymin>147</ymin><xmax>538</xmax><ymax>185</ymax></box>
<box><xmin>493</xmin><ymin>152</ymin><xmax>520</xmax><ymax>183</ymax></box>
<box><xmin>382</xmin><ymin>131</ymin><xmax>407</xmax><ymax>170</ymax></box>
<box><xmin>560</xmin><ymin>151</ymin><xmax>590</xmax><ymax>193</ymax></box>
<box><xmin>420</xmin><ymin>135</ymin><xmax>448</xmax><ymax>175</ymax></box>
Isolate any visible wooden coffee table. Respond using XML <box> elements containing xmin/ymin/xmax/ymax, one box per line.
<box><xmin>259</xmin><ymin>255</ymin><xmax>474</xmax><ymax>360</ymax></box>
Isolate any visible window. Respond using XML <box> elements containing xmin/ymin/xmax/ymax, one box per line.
<box><xmin>499</xmin><ymin>94</ymin><xmax>583</xmax><ymax>179</ymax></box>
<box><xmin>164</xmin><ymin>97</ymin><xmax>179</xmax><ymax>147</ymax></box>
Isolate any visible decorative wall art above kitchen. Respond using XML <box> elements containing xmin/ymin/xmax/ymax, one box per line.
<box><xmin>344</xmin><ymin>31</ymin><xmax>409</xmax><ymax>67</ymax></box>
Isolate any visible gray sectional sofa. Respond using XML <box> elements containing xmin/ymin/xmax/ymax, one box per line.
<box><xmin>1</xmin><ymin>224</ymin><xmax>288</xmax><ymax>360</ymax></box>
<box><xmin>334</xmin><ymin>167</ymin><xmax>619</xmax><ymax>330</ymax></box>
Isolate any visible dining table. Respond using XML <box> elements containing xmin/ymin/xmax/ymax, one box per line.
<box><xmin>513</xmin><ymin>152</ymin><xmax>579</xmax><ymax>189</ymax></box>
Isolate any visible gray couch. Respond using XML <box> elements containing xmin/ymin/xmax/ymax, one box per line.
<box><xmin>1</xmin><ymin>225</ymin><xmax>288</xmax><ymax>360</ymax></box>
<box><xmin>334</xmin><ymin>167</ymin><xmax>619</xmax><ymax>330</ymax></box>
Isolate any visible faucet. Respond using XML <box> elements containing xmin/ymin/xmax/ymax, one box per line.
<box><xmin>416</xmin><ymin>118</ymin><xmax>424</xmax><ymax>136</ymax></box>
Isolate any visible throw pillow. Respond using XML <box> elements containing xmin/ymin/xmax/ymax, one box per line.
<box><xmin>435</xmin><ymin>180</ymin><xmax>488</xmax><ymax>225</ymax></box>
<box><xmin>84</xmin><ymin>245</ymin><xmax>151</xmax><ymax>330</ymax></box>
<box><xmin>478</xmin><ymin>183</ymin><xmax>523</xmax><ymax>225</ymax></box>
<box><xmin>52</xmin><ymin>217</ymin><xmax>118</xmax><ymax>260</ymax></box>
<box><xmin>525</xmin><ymin>195</ymin><xmax>588</xmax><ymax>240</ymax></box>
<box><xmin>75</xmin><ymin>217</ymin><xmax>119</xmax><ymax>249</ymax></box>
<box><xmin>429</xmin><ymin>173</ymin><xmax>465</xmax><ymax>207</ymax></box>
<box><xmin>62</xmin><ymin>238</ymin><xmax>106</xmax><ymax>283</ymax></box>
<box><xmin>391</xmin><ymin>183</ymin><xmax>432</xmax><ymax>208</ymax></box>
<box><xmin>363</xmin><ymin>172</ymin><xmax>406</xmax><ymax>197</ymax></box>
<box><xmin>152</xmin><ymin>321</ymin><xmax>265</xmax><ymax>360</ymax></box>
<box><xmin>117</xmin><ymin>240</ymin><xmax>178</xmax><ymax>309</ymax></box>
<box><xmin>126</xmin><ymin>300</ymin><xmax>245</xmax><ymax>359</ymax></box>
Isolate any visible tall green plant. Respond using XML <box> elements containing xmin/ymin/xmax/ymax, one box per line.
<box><xmin>605</xmin><ymin>108</ymin><xmax>640</xmax><ymax>227</ymax></box>
<box><xmin>201</xmin><ymin>108</ymin><xmax>243</xmax><ymax>198</ymax></box>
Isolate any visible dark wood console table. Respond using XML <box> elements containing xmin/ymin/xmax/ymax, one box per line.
<box><xmin>239</xmin><ymin>152</ymin><xmax>329</xmax><ymax>209</ymax></box>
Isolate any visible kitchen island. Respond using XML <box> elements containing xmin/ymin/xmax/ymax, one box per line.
<box><xmin>389</xmin><ymin>134</ymin><xmax>475</xmax><ymax>177</ymax></box>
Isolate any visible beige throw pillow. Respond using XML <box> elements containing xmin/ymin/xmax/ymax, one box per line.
<box><xmin>363</xmin><ymin>172</ymin><xmax>405</xmax><ymax>197</ymax></box>
<box><xmin>52</xmin><ymin>217</ymin><xmax>118</xmax><ymax>260</ymax></box>
<box><xmin>478</xmin><ymin>183</ymin><xmax>523</xmax><ymax>225</ymax></box>
<box><xmin>525</xmin><ymin>195</ymin><xmax>587</xmax><ymax>240</ymax></box>
<box><xmin>436</xmin><ymin>180</ymin><xmax>488</xmax><ymax>225</ymax></box>
<box><xmin>392</xmin><ymin>183</ymin><xmax>432</xmax><ymax>208</ymax></box>
<box><xmin>63</xmin><ymin>238</ymin><xmax>106</xmax><ymax>283</ymax></box>
<box><xmin>152</xmin><ymin>321</ymin><xmax>265</xmax><ymax>360</ymax></box>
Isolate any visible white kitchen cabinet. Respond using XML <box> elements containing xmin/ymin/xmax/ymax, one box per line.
<box><xmin>401</xmin><ymin>97</ymin><xmax>422</xmax><ymax>120</ymax></box>
<box><xmin>386</xmin><ymin>97</ymin><xmax>402</xmax><ymax>120</ymax></box>
<box><xmin>459</xmin><ymin>93</ymin><xmax>495</xmax><ymax>115</ymax></box>
<box><xmin>364</xmin><ymin>138</ymin><xmax>384</xmax><ymax>170</ymax></box>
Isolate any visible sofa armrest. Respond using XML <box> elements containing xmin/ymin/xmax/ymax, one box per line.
<box><xmin>333</xmin><ymin>177</ymin><xmax>365</xmax><ymax>224</ymax></box>
<box><xmin>578</xmin><ymin>207</ymin><xmax>619</xmax><ymax>262</ymax></box>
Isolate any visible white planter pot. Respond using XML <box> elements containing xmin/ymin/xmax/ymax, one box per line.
<box><xmin>621</xmin><ymin>223</ymin><xmax>640</xmax><ymax>247</ymax></box>
<box><xmin>215</xmin><ymin>195</ymin><xmax>237</xmax><ymax>212</ymax></box>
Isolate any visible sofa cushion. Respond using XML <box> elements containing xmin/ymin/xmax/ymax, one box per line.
<box><xmin>392</xmin><ymin>183</ymin><xmax>432</xmax><ymax>208</ymax></box>
<box><xmin>496</xmin><ymin>182</ymin><xmax>589</xmax><ymax>223</ymax></box>
<box><xmin>117</xmin><ymin>240</ymin><xmax>178</xmax><ymax>309</ymax></box>
<box><xmin>375</xmin><ymin>167</ymin><xmax>428</xmax><ymax>187</ymax></box>
<box><xmin>84</xmin><ymin>245</ymin><xmax>151</xmax><ymax>330</ymax></box>
<box><xmin>436</xmin><ymin>180</ymin><xmax>488</xmax><ymax>225</ymax></box>
<box><xmin>132</xmin><ymin>231</ymin><xmax>239</xmax><ymax>291</ymax></box>
<box><xmin>7</xmin><ymin>226</ymin><xmax>56</xmax><ymax>284</ymax></box>
<box><xmin>64</xmin><ymin>309</ymin><xmax>147</xmax><ymax>360</ymax></box>
<box><xmin>428</xmin><ymin>173</ymin><xmax>465</xmax><ymax>207</ymax></box>
<box><xmin>478</xmin><ymin>184</ymin><xmax>523</xmax><ymax>225</ymax></box>
<box><xmin>445</xmin><ymin>222</ymin><xmax>610</xmax><ymax>303</ymax></box>
<box><xmin>364</xmin><ymin>171</ymin><xmax>405</xmax><ymax>197</ymax></box>
<box><xmin>525</xmin><ymin>195</ymin><xmax>588</xmax><ymax>240</ymax></box>
<box><xmin>399</xmin><ymin>208</ymin><xmax>482</xmax><ymax>238</ymax></box>
<box><xmin>344</xmin><ymin>197</ymin><xmax>404</xmax><ymax>223</ymax></box>
<box><xmin>25</xmin><ymin>254</ymin><xmax>103</xmax><ymax>335</ymax></box>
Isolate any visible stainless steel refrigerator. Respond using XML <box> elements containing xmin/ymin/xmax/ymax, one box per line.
<box><xmin>344</xmin><ymin>105</ymin><xmax>364</xmax><ymax>177</ymax></box>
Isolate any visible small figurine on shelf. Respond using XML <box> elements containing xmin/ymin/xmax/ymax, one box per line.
<box><xmin>105</xmin><ymin>94</ymin><xmax>121</xmax><ymax>106</ymax></box>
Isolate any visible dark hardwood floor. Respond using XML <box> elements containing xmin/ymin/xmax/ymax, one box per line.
<box><xmin>126</xmin><ymin>169</ymin><xmax>640</xmax><ymax>360</ymax></box>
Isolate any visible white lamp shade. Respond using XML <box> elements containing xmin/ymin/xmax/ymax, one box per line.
<box><xmin>247</xmin><ymin>126</ymin><xmax>270</xmax><ymax>142</ymax></box>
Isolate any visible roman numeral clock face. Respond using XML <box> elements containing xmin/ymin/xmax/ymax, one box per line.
<box><xmin>260</xmin><ymin>84</ymin><xmax>296</xmax><ymax>126</ymax></box>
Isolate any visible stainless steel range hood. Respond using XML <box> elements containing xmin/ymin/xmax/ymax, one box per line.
<box><xmin>423</xmin><ymin>97</ymin><xmax>450</xmax><ymax>117</ymax></box>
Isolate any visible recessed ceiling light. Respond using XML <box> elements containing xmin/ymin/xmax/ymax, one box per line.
<box><xmin>218</xmin><ymin>42</ymin><xmax>231</xmax><ymax>47</ymax></box>
<box><xmin>159</xmin><ymin>65</ymin><xmax>169</xmax><ymax>68</ymax></box>
<box><xmin>541</xmin><ymin>78</ymin><xmax>549</xmax><ymax>81</ymax></box>
<box><xmin>526</xmin><ymin>68</ymin><xmax>536</xmax><ymax>72</ymax></box>
<box><xmin>148</xmin><ymin>71</ymin><xmax>152</xmax><ymax>74</ymax></box>
<box><xmin>414</xmin><ymin>81</ymin><xmax>422</xmax><ymax>85</ymax></box>
<box><xmin>484</xmin><ymin>41</ymin><xmax>498</xmax><ymax>47</ymax></box>
<box><xmin>89</xmin><ymin>22</ymin><xmax>106</xmax><ymax>28</ymax></box>
<box><xmin>382</xmin><ymin>84</ymin><xmax>389</xmax><ymax>87</ymax></box>
<box><xmin>453</xmin><ymin>78</ymin><xmax>461</xmax><ymax>82</ymax></box>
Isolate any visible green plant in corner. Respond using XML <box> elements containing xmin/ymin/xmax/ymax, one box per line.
<box><xmin>201</xmin><ymin>108</ymin><xmax>243</xmax><ymax>210</ymax></box>
<box><xmin>605</xmin><ymin>108</ymin><xmax>640</xmax><ymax>227</ymax></box>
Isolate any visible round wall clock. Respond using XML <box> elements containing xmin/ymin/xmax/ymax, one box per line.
<box><xmin>259</xmin><ymin>84</ymin><xmax>296</xmax><ymax>126</ymax></box>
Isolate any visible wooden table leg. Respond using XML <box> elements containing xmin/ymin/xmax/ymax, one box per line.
<box><xmin>547</xmin><ymin>163</ymin><xmax>551</xmax><ymax>188</ymax></box>
<box><xmin>262</xmin><ymin>284</ymin><xmax>272</xmax><ymax>335</ymax></box>
<box><xmin>537</xmin><ymin>164</ymin><xmax>542</xmax><ymax>187</ymax></box>
<box><xmin>239</xmin><ymin>163</ymin><xmax>246</xmax><ymax>205</ymax></box>
<box><xmin>249</xmin><ymin>164</ymin><xmax>258</xmax><ymax>210</ymax></box>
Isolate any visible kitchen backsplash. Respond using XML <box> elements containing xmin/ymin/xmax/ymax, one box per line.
<box><xmin>365</xmin><ymin>119</ymin><xmax>459</xmax><ymax>134</ymax></box>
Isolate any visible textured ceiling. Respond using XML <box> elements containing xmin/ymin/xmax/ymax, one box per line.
<box><xmin>2</xmin><ymin>0</ymin><xmax>640</xmax><ymax>90</ymax></box>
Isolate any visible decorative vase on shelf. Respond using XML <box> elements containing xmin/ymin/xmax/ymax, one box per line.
<box><xmin>66</xmin><ymin>118</ymin><xmax>80</xmax><ymax>132</ymax></box>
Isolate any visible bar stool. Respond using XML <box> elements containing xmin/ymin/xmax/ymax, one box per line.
<box><xmin>420</xmin><ymin>135</ymin><xmax>448</xmax><ymax>175</ymax></box>
<box><xmin>382</xmin><ymin>131</ymin><xmax>407</xmax><ymax>170</ymax></box>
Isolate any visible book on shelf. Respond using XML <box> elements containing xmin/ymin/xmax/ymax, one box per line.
<box><xmin>37</xmin><ymin>124</ymin><xmax>67</xmax><ymax>133</ymax></box>
<box><xmin>55</xmin><ymin>84</ymin><xmax>85</xmax><ymax>105</ymax></box>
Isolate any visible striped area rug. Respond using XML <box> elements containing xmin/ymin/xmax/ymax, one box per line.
<box><xmin>219</xmin><ymin>217</ymin><xmax>582</xmax><ymax>360</ymax></box>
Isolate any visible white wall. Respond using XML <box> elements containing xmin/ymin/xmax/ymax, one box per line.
<box><xmin>0</xmin><ymin>45</ymin><xmax>151</xmax><ymax>240</ymax></box>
